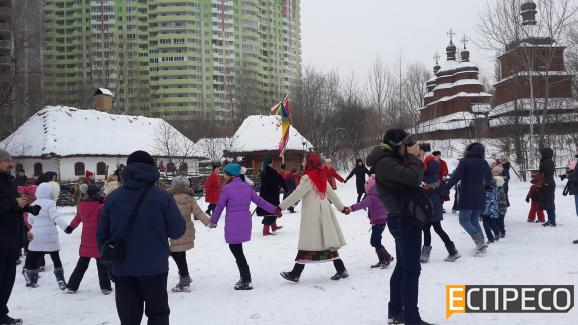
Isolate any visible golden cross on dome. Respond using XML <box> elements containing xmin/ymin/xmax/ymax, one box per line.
<box><xmin>461</xmin><ymin>34</ymin><xmax>469</xmax><ymax>49</ymax></box>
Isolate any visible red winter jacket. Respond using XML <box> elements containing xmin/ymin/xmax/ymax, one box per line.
<box><xmin>70</xmin><ymin>200</ymin><xmax>103</xmax><ymax>258</ymax></box>
<box><xmin>322</xmin><ymin>166</ymin><xmax>345</xmax><ymax>190</ymax></box>
<box><xmin>204</xmin><ymin>171</ymin><xmax>222</xmax><ymax>204</ymax></box>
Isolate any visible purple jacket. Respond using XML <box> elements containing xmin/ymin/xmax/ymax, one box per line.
<box><xmin>350</xmin><ymin>187</ymin><xmax>387</xmax><ymax>225</ymax></box>
<box><xmin>211</xmin><ymin>177</ymin><xmax>277</xmax><ymax>244</ymax></box>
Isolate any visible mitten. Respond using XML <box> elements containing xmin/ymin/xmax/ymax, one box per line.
<box><xmin>64</xmin><ymin>226</ymin><xmax>74</xmax><ymax>234</ymax></box>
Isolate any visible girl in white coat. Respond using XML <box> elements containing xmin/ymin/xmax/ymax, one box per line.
<box><xmin>23</xmin><ymin>183</ymin><xmax>69</xmax><ymax>289</ymax></box>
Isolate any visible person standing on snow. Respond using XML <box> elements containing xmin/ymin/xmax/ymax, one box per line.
<box><xmin>447</xmin><ymin>143</ymin><xmax>492</xmax><ymax>256</ymax></box>
<box><xmin>279</xmin><ymin>153</ymin><xmax>351</xmax><ymax>283</ymax></box>
<box><xmin>167</xmin><ymin>176</ymin><xmax>211</xmax><ymax>292</ymax></box>
<box><xmin>279</xmin><ymin>164</ymin><xmax>296</xmax><ymax>213</ymax></box>
<box><xmin>256</xmin><ymin>157</ymin><xmax>287</xmax><ymax>236</ymax></box>
<box><xmin>65</xmin><ymin>185</ymin><xmax>112</xmax><ymax>294</ymax></box>
<box><xmin>366</xmin><ymin>129</ymin><xmax>434</xmax><ymax>325</ymax></box>
<box><xmin>345</xmin><ymin>158</ymin><xmax>370</xmax><ymax>203</ymax></box>
<box><xmin>203</xmin><ymin>165</ymin><xmax>221</xmax><ymax>216</ymax></box>
<box><xmin>420</xmin><ymin>154</ymin><xmax>460</xmax><ymax>263</ymax></box>
<box><xmin>97</xmin><ymin>150</ymin><xmax>186</xmax><ymax>325</ymax></box>
<box><xmin>349</xmin><ymin>175</ymin><xmax>394</xmax><ymax>268</ymax></box>
<box><xmin>323</xmin><ymin>159</ymin><xmax>345</xmax><ymax>190</ymax></box>
<box><xmin>538</xmin><ymin>148</ymin><xmax>557</xmax><ymax>227</ymax></box>
<box><xmin>208</xmin><ymin>164</ymin><xmax>280</xmax><ymax>290</ymax></box>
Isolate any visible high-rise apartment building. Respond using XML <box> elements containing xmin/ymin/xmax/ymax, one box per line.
<box><xmin>42</xmin><ymin>0</ymin><xmax>301</xmax><ymax>122</ymax></box>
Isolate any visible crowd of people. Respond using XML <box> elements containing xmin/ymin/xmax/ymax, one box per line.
<box><xmin>1</xmin><ymin>134</ymin><xmax>577</xmax><ymax>325</ymax></box>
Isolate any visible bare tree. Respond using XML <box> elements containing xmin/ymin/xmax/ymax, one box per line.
<box><xmin>365</xmin><ymin>55</ymin><xmax>389</xmax><ymax>126</ymax></box>
<box><xmin>153</xmin><ymin>122</ymin><xmax>180</xmax><ymax>163</ymax></box>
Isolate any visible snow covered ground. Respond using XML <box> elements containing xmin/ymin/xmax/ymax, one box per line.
<box><xmin>8</xmin><ymin>173</ymin><xmax>578</xmax><ymax>325</ymax></box>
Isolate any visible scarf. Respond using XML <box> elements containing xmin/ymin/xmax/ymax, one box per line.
<box><xmin>304</xmin><ymin>153</ymin><xmax>328</xmax><ymax>199</ymax></box>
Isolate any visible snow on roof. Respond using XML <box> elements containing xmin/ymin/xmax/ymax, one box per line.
<box><xmin>433</xmin><ymin>79</ymin><xmax>483</xmax><ymax>91</ymax></box>
<box><xmin>437</xmin><ymin>60</ymin><xmax>459</xmax><ymax>74</ymax></box>
<box><xmin>228</xmin><ymin>115</ymin><xmax>313</xmax><ymax>153</ymax></box>
<box><xmin>489</xmin><ymin>98</ymin><xmax>578</xmax><ymax>117</ymax></box>
<box><xmin>426</xmin><ymin>92</ymin><xmax>493</xmax><ymax>106</ymax></box>
<box><xmin>472</xmin><ymin>103</ymin><xmax>492</xmax><ymax>114</ymax></box>
<box><xmin>418</xmin><ymin>111</ymin><xmax>476</xmax><ymax>133</ymax></box>
<box><xmin>489</xmin><ymin>112</ymin><xmax>578</xmax><ymax>127</ymax></box>
<box><xmin>0</xmin><ymin>106</ymin><xmax>200</xmax><ymax>158</ymax></box>
<box><xmin>494</xmin><ymin>70</ymin><xmax>573</xmax><ymax>86</ymax></box>
<box><xmin>94</xmin><ymin>88</ymin><xmax>113</xmax><ymax>96</ymax></box>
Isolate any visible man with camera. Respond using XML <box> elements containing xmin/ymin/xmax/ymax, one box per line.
<box><xmin>367</xmin><ymin>129</ymin><xmax>432</xmax><ymax>325</ymax></box>
<box><xmin>0</xmin><ymin>150</ymin><xmax>37</xmax><ymax>325</ymax></box>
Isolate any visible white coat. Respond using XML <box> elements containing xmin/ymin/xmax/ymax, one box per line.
<box><xmin>28</xmin><ymin>183</ymin><xmax>68</xmax><ymax>252</ymax></box>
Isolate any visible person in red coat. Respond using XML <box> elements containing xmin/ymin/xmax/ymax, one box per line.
<box><xmin>322</xmin><ymin>159</ymin><xmax>345</xmax><ymax>190</ymax></box>
<box><xmin>65</xmin><ymin>185</ymin><xmax>112</xmax><ymax>294</ymax></box>
<box><xmin>204</xmin><ymin>165</ymin><xmax>222</xmax><ymax>215</ymax></box>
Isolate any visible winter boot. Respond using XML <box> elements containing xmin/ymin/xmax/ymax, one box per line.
<box><xmin>444</xmin><ymin>241</ymin><xmax>461</xmax><ymax>262</ymax></box>
<box><xmin>371</xmin><ymin>247</ymin><xmax>385</xmax><ymax>268</ymax></box>
<box><xmin>573</xmin><ymin>240</ymin><xmax>578</xmax><ymax>244</ymax></box>
<box><xmin>54</xmin><ymin>268</ymin><xmax>67</xmax><ymax>290</ymax></box>
<box><xmin>172</xmin><ymin>275</ymin><xmax>192</xmax><ymax>293</ymax></box>
<box><xmin>420</xmin><ymin>246</ymin><xmax>432</xmax><ymax>263</ymax></box>
<box><xmin>101</xmin><ymin>289</ymin><xmax>113</xmax><ymax>295</ymax></box>
<box><xmin>271</xmin><ymin>222</ymin><xmax>283</xmax><ymax>232</ymax></box>
<box><xmin>378</xmin><ymin>246</ymin><xmax>394</xmax><ymax>266</ymax></box>
<box><xmin>234</xmin><ymin>278</ymin><xmax>253</xmax><ymax>290</ymax></box>
<box><xmin>280</xmin><ymin>263</ymin><xmax>304</xmax><ymax>283</ymax></box>
<box><xmin>262</xmin><ymin>225</ymin><xmax>274</xmax><ymax>236</ymax></box>
<box><xmin>472</xmin><ymin>232</ymin><xmax>488</xmax><ymax>256</ymax></box>
<box><xmin>25</xmin><ymin>269</ymin><xmax>39</xmax><ymax>288</ymax></box>
<box><xmin>288</xmin><ymin>206</ymin><xmax>295</xmax><ymax>213</ymax></box>
<box><xmin>330</xmin><ymin>259</ymin><xmax>349</xmax><ymax>280</ymax></box>
<box><xmin>387</xmin><ymin>315</ymin><xmax>404</xmax><ymax>324</ymax></box>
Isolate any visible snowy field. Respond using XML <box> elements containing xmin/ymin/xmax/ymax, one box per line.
<box><xmin>8</xmin><ymin>172</ymin><xmax>578</xmax><ymax>325</ymax></box>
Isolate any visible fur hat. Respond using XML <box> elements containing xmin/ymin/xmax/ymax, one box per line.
<box><xmin>171</xmin><ymin>176</ymin><xmax>190</xmax><ymax>188</ymax></box>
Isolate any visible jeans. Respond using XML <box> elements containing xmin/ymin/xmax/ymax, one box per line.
<box><xmin>0</xmin><ymin>252</ymin><xmax>18</xmax><ymax>318</ymax></box>
<box><xmin>170</xmin><ymin>252</ymin><xmax>189</xmax><ymax>277</ymax></box>
<box><xmin>458</xmin><ymin>210</ymin><xmax>483</xmax><ymax>237</ymax></box>
<box><xmin>423</xmin><ymin>222</ymin><xmax>452</xmax><ymax>247</ymax></box>
<box><xmin>229</xmin><ymin>244</ymin><xmax>251</xmax><ymax>282</ymax></box>
<box><xmin>115</xmin><ymin>273</ymin><xmax>170</xmax><ymax>325</ymax></box>
<box><xmin>387</xmin><ymin>214</ymin><xmax>422</xmax><ymax>325</ymax></box>
<box><xmin>67</xmin><ymin>257</ymin><xmax>111</xmax><ymax>291</ymax></box>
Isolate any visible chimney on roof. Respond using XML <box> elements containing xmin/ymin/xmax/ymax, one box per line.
<box><xmin>521</xmin><ymin>1</ymin><xmax>537</xmax><ymax>26</ymax></box>
<box><xmin>93</xmin><ymin>88</ymin><xmax>113</xmax><ymax>112</ymax></box>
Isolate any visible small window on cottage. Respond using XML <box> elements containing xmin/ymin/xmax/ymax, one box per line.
<box><xmin>179</xmin><ymin>162</ymin><xmax>188</xmax><ymax>175</ymax></box>
<box><xmin>96</xmin><ymin>162</ymin><xmax>107</xmax><ymax>175</ymax></box>
<box><xmin>33</xmin><ymin>163</ymin><xmax>43</xmax><ymax>177</ymax></box>
<box><xmin>74</xmin><ymin>162</ymin><xmax>85</xmax><ymax>176</ymax></box>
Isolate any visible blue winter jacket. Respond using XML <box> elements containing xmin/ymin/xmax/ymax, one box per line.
<box><xmin>447</xmin><ymin>143</ymin><xmax>492</xmax><ymax>210</ymax></box>
<box><xmin>97</xmin><ymin>163</ymin><xmax>186</xmax><ymax>276</ymax></box>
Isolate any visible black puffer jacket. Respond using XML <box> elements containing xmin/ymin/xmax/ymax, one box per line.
<box><xmin>346</xmin><ymin>162</ymin><xmax>370</xmax><ymax>194</ymax></box>
<box><xmin>539</xmin><ymin>148</ymin><xmax>556</xmax><ymax>210</ymax></box>
<box><xmin>256</xmin><ymin>166</ymin><xmax>287</xmax><ymax>216</ymax></box>
<box><xmin>0</xmin><ymin>172</ymin><xmax>27</xmax><ymax>254</ymax></box>
<box><xmin>366</xmin><ymin>144</ymin><xmax>424</xmax><ymax>215</ymax></box>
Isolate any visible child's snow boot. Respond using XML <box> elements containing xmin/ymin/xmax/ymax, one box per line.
<box><xmin>271</xmin><ymin>222</ymin><xmax>283</xmax><ymax>232</ymax></box>
<box><xmin>420</xmin><ymin>246</ymin><xmax>432</xmax><ymax>263</ymax></box>
<box><xmin>172</xmin><ymin>275</ymin><xmax>192</xmax><ymax>292</ymax></box>
<box><xmin>263</xmin><ymin>225</ymin><xmax>273</xmax><ymax>236</ymax></box>
<box><xmin>25</xmin><ymin>269</ymin><xmax>39</xmax><ymax>288</ymax></box>
<box><xmin>54</xmin><ymin>268</ymin><xmax>67</xmax><ymax>290</ymax></box>
<box><xmin>444</xmin><ymin>241</ymin><xmax>461</xmax><ymax>262</ymax></box>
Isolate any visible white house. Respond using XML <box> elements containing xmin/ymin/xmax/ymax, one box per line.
<box><xmin>0</xmin><ymin>106</ymin><xmax>205</xmax><ymax>181</ymax></box>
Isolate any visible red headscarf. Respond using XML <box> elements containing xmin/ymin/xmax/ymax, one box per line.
<box><xmin>304</xmin><ymin>153</ymin><xmax>328</xmax><ymax>199</ymax></box>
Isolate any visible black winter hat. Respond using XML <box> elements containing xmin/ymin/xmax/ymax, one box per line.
<box><xmin>127</xmin><ymin>150</ymin><xmax>155</xmax><ymax>167</ymax></box>
<box><xmin>383</xmin><ymin>129</ymin><xmax>411</xmax><ymax>147</ymax></box>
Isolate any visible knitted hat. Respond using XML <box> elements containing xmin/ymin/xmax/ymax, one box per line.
<box><xmin>365</xmin><ymin>174</ymin><xmax>376</xmax><ymax>193</ymax></box>
<box><xmin>127</xmin><ymin>150</ymin><xmax>155</xmax><ymax>167</ymax></box>
<box><xmin>432</xmin><ymin>151</ymin><xmax>441</xmax><ymax>157</ymax></box>
<box><xmin>263</xmin><ymin>156</ymin><xmax>272</xmax><ymax>167</ymax></box>
<box><xmin>171</xmin><ymin>176</ymin><xmax>190</xmax><ymax>188</ymax></box>
<box><xmin>383</xmin><ymin>129</ymin><xmax>412</xmax><ymax>148</ymax></box>
<box><xmin>79</xmin><ymin>183</ymin><xmax>89</xmax><ymax>194</ymax></box>
<box><xmin>224</xmin><ymin>163</ymin><xmax>241</xmax><ymax>177</ymax></box>
<box><xmin>85</xmin><ymin>170</ymin><xmax>94</xmax><ymax>178</ymax></box>
<box><xmin>0</xmin><ymin>149</ymin><xmax>11</xmax><ymax>162</ymax></box>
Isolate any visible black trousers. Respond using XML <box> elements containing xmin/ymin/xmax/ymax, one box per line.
<box><xmin>423</xmin><ymin>222</ymin><xmax>453</xmax><ymax>247</ymax></box>
<box><xmin>67</xmin><ymin>257</ymin><xmax>111</xmax><ymax>291</ymax></box>
<box><xmin>170</xmin><ymin>252</ymin><xmax>189</xmax><ymax>277</ymax></box>
<box><xmin>0</xmin><ymin>252</ymin><xmax>18</xmax><ymax>318</ymax></box>
<box><xmin>482</xmin><ymin>218</ymin><xmax>501</xmax><ymax>241</ymax></box>
<box><xmin>205</xmin><ymin>204</ymin><xmax>216</xmax><ymax>215</ymax></box>
<box><xmin>115</xmin><ymin>273</ymin><xmax>170</xmax><ymax>325</ymax></box>
<box><xmin>229</xmin><ymin>244</ymin><xmax>251</xmax><ymax>282</ymax></box>
<box><xmin>24</xmin><ymin>251</ymin><xmax>62</xmax><ymax>270</ymax></box>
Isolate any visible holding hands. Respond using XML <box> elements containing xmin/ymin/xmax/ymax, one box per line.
<box><xmin>341</xmin><ymin>207</ymin><xmax>351</xmax><ymax>215</ymax></box>
<box><xmin>275</xmin><ymin>207</ymin><xmax>283</xmax><ymax>218</ymax></box>
<box><xmin>64</xmin><ymin>226</ymin><xmax>74</xmax><ymax>234</ymax></box>
<box><xmin>208</xmin><ymin>223</ymin><xmax>217</xmax><ymax>229</ymax></box>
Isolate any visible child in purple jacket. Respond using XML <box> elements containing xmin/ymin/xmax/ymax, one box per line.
<box><xmin>349</xmin><ymin>175</ymin><xmax>394</xmax><ymax>268</ymax></box>
<box><xmin>209</xmin><ymin>164</ymin><xmax>280</xmax><ymax>290</ymax></box>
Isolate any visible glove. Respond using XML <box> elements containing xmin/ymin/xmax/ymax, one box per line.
<box><xmin>64</xmin><ymin>226</ymin><xmax>74</xmax><ymax>234</ymax></box>
<box><xmin>208</xmin><ymin>223</ymin><xmax>217</xmax><ymax>229</ymax></box>
<box><xmin>341</xmin><ymin>207</ymin><xmax>351</xmax><ymax>215</ymax></box>
<box><xmin>274</xmin><ymin>207</ymin><xmax>282</xmax><ymax>218</ymax></box>
<box><xmin>525</xmin><ymin>197</ymin><xmax>530</xmax><ymax>203</ymax></box>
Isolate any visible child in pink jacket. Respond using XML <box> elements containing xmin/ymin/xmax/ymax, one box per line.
<box><xmin>349</xmin><ymin>175</ymin><xmax>393</xmax><ymax>268</ymax></box>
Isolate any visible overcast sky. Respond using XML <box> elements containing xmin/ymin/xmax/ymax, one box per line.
<box><xmin>301</xmin><ymin>0</ymin><xmax>500</xmax><ymax>82</ymax></box>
